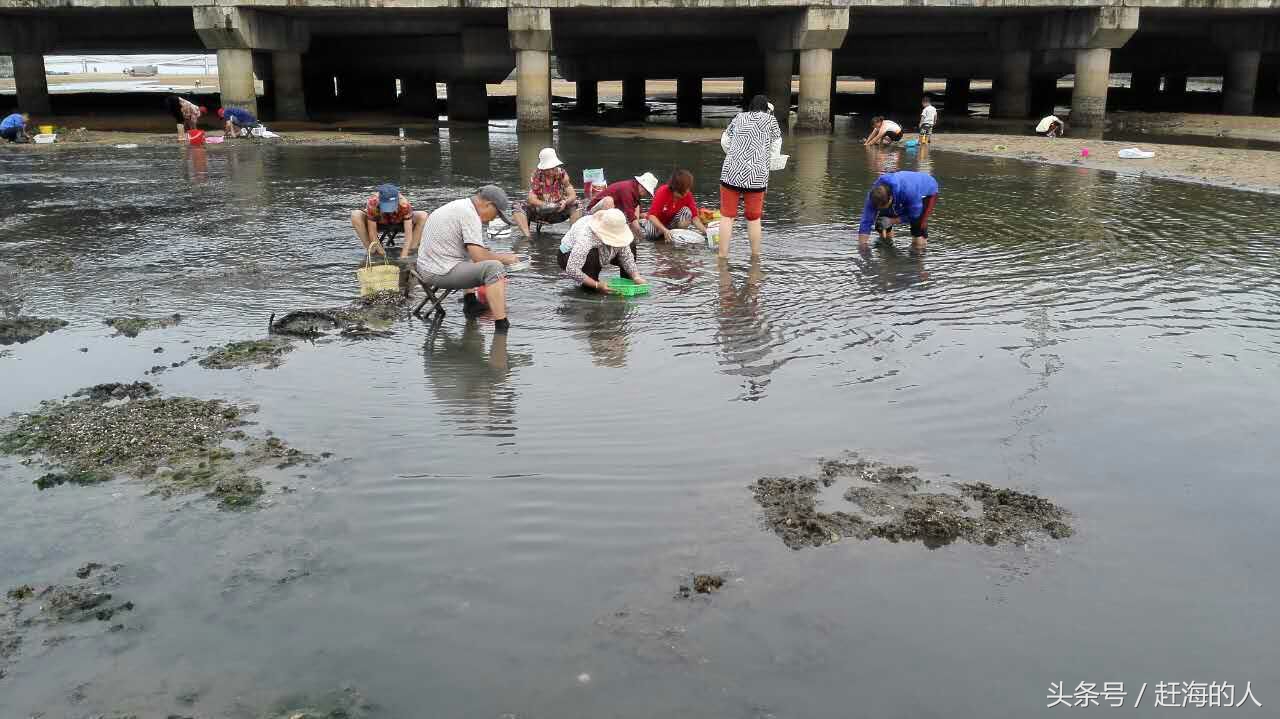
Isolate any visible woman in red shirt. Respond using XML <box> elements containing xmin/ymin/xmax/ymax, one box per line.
<box><xmin>642</xmin><ymin>169</ymin><xmax>708</xmax><ymax>242</ymax></box>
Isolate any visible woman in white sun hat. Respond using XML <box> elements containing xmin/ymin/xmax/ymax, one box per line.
<box><xmin>512</xmin><ymin>147</ymin><xmax>582</xmax><ymax>240</ymax></box>
<box><xmin>587</xmin><ymin>171</ymin><xmax>660</xmax><ymax>247</ymax></box>
<box><xmin>557</xmin><ymin>208</ymin><xmax>648</xmax><ymax>294</ymax></box>
<box><xmin>1035</xmin><ymin>115</ymin><xmax>1065</xmax><ymax>138</ymax></box>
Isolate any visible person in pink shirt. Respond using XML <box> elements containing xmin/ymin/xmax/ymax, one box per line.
<box><xmin>641</xmin><ymin>169</ymin><xmax>708</xmax><ymax>242</ymax></box>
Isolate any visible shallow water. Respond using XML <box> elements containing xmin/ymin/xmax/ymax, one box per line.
<box><xmin>2</xmin><ymin>123</ymin><xmax>1279</xmax><ymax>717</ymax></box>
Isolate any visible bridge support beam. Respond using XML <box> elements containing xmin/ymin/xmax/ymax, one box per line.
<box><xmin>764</xmin><ymin>49</ymin><xmax>793</xmax><ymax>127</ymax></box>
<box><xmin>0</xmin><ymin>18</ymin><xmax>56</xmax><ymax>114</ymax></box>
<box><xmin>13</xmin><ymin>53</ymin><xmax>51</xmax><ymax>114</ymax></box>
<box><xmin>1223</xmin><ymin>50</ymin><xmax>1261</xmax><ymax>116</ymax></box>
<box><xmin>677</xmin><ymin>73</ymin><xmax>702</xmax><ymax>125</ymax></box>
<box><xmin>195</xmin><ymin>7</ymin><xmax>310</xmax><ymax>120</ymax></box>
<box><xmin>401</xmin><ymin>75</ymin><xmax>438</xmax><ymax>117</ymax></box>
<box><xmin>510</xmin><ymin>8</ymin><xmax>552</xmax><ymax>131</ymax></box>
<box><xmin>217</xmin><ymin>48</ymin><xmax>258</xmax><ymax>118</ymax></box>
<box><xmin>993</xmin><ymin>19</ymin><xmax>1031</xmax><ymax>119</ymax></box>
<box><xmin>576</xmin><ymin>78</ymin><xmax>597</xmax><ymax>116</ymax></box>
<box><xmin>272</xmin><ymin>51</ymin><xmax>307</xmax><ymax>120</ymax></box>
<box><xmin>761</xmin><ymin>7</ymin><xmax>848</xmax><ymax>133</ymax></box>
<box><xmin>447</xmin><ymin>81</ymin><xmax>488</xmax><ymax>122</ymax></box>
<box><xmin>1040</xmin><ymin>8</ymin><xmax>1139</xmax><ymax>128</ymax></box>
<box><xmin>622</xmin><ymin>75</ymin><xmax>646</xmax><ymax>117</ymax></box>
<box><xmin>945</xmin><ymin>77</ymin><xmax>970</xmax><ymax>115</ymax></box>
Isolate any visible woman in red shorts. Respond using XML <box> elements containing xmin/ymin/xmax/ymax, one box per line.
<box><xmin>718</xmin><ymin>94</ymin><xmax>782</xmax><ymax>260</ymax></box>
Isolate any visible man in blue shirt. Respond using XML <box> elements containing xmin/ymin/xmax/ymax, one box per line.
<box><xmin>857</xmin><ymin>170</ymin><xmax>940</xmax><ymax>250</ymax></box>
<box><xmin>1</xmin><ymin>112</ymin><xmax>30</xmax><ymax>143</ymax></box>
<box><xmin>217</xmin><ymin>107</ymin><xmax>259</xmax><ymax>138</ymax></box>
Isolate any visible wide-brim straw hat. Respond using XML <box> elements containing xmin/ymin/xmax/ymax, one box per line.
<box><xmin>590</xmin><ymin>208</ymin><xmax>633</xmax><ymax>248</ymax></box>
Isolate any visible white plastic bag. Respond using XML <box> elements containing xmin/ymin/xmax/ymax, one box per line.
<box><xmin>1117</xmin><ymin>148</ymin><xmax>1154</xmax><ymax>159</ymax></box>
<box><xmin>768</xmin><ymin>154</ymin><xmax>789</xmax><ymax>171</ymax></box>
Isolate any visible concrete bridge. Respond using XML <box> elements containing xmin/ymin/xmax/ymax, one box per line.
<box><xmin>1</xmin><ymin>1</ymin><xmax>1278</xmax><ymax>131</ymax></box>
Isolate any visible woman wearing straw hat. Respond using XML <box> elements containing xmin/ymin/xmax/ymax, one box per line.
<box><xmin>557</xmin><ymin>209</ymin><xmax>648</xmax><ymax>294</ymax></box>
<box><xmin>718</xmin><ymin>94</ymin><xmax>782</xmax><ymax>259</ymax></box>
<box><xmin>512</xmin><ymin>147</ymin><xmax>582</xmax><ymax>240</ymax></box>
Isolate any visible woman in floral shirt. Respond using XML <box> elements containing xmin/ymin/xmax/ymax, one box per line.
<box><xmin>512</xmin><ymin>147</ymin><xmax>580</xmax><ymax>240</ymax></box>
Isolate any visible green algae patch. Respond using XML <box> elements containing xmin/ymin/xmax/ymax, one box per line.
<box><xmin>0</xmin><ymin>316</ymin><xmax>68</xmax><ymax>345</ymax></box>
<box><xmin>752</xmin><ymin>452</ymin><xmax>1073</xmax><ymax>550</ymax></box>
<box><xmin>200</xmin><ymin>338</ymin><xmax>294</xmax><ymax>370</ymax></box>
<box><xmin>104</xmin><ymin>313</ymin><xmax>183</xmax><ymax>338</ymax></box>
<box><xmin>1</xmin><ymin>382</ymin><xmax>315</xmax><ymax>508</ymax></box>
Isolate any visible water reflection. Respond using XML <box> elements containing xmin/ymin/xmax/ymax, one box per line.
<box><xmin>559</xmin><ymin>294</ymin><xmax>636</xmax><ymax>368</ymax></box>
<box><xmin>184</xmin><ymin>146</ymin><xmax>208</xmax><ymax>184</ymax></box>
<box><xmin>422</xmin><ymin>321</ymin><xmax>529</xmax><ymax>440</ymax></box>
<box><xmin>856</xmin><ymin>240</ymin><xmax>929</xmax><ymax>294</ymax></box>
<box><xmin>715</xmin><ymin>257</ymin><xmax>782</xmax><ymax>402</ymax></box>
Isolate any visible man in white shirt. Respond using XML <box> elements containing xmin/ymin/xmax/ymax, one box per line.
<box><xmin>416</xmin><ymin>185</ymin><xmax>520</xmax><ymax>331</ymax></box>
<box><xmin>919</xmin><ymin>95</ymin><xmax>938</xmax><ymax>144</ymax></box>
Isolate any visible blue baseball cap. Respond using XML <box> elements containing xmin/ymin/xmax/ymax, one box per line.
<box><xmin>377</xmin><ymin>184</ymin><xmax>400</xmax><ymax>214</ymax></box>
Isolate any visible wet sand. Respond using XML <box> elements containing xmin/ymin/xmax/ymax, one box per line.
<box><xmin>929</xmin><ymin>132</ymin><xmax>1280</xmax><ymax>195</ymax></box>
<box><xmin>1108</xmin><ymin>111</ymin><xmax>1280</xmax><ymax>144</ymax></box>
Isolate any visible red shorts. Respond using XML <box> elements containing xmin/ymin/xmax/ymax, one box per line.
<box><xmin>719</xmin><ymin>185</ymin><xmax>765</xmax><ymax>221</ymax></box>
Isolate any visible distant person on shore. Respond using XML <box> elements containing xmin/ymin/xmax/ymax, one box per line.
<box><xmin>558</xmin><ymin>209</ymin><xmax>648</xmax><ymax>293</ymax></box>
<box><xmin>511</xmin><ymin>147</ymin><xmax>580</xmax><ymax>240</ymax></box>
<box><xmin>416</xmin><ymin>185</ymin><xmax>520</xmax><ymax>331</ymax></box>
<box><xmin>218</xmin><ymin>107</ymin><xmax>259</xmax><ymax>138</ymax></box>
<box><xmin>1</xmin><ymin>112</ymin><xmax>30</xmax><ymax>143</ymax></box>
<box><xmin>1036</xmin><ymin>115</ymin><xmax>1065</xmax><ymax>138</ymax></box>
<box><xmin>587</xmin><ymin>172</ymin><xmax>659</xmax><ymax>246</ymax></box>
<box><xmin>919</xmin><ymin>96</ymin><xmax>937</xmax><ymax>144</ymax></box>
<box><xmin>351</xmin><ymin>184</ymin><xmax>429</xmax><ymax>259</ymax></box>
<box><xmin>864</xmin><ymin>116</ymin><xmax>904</xmax><ymax>146</ymax></box>
<box><xmin>856</xmin><ymin>170</ymin><xmax>940</xmax><ymax>250</ymax></box>
<box><xmin>718</xmin><ymin>94</ymin><xmax>782</xmax><ymax>259</ymax></box>
<box><xmin>641</xmin><ymin>169</ymin><xmax>708</xmax><ymax>242</ymax></box>
<box><xmin>164</xmin><ymin>95</ymin><xmax>204</xmax><ymax>141</ymax></box>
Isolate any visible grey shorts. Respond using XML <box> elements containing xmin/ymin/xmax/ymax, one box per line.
<box><xmin>920</xmin><ymin>123</ymin><xmax>934</xmax><ymax>137</ymax></box>
<box><xmin>416</xmin><ymin>259</ymin><xmax>506</xmax><ymax>289</ymax></box>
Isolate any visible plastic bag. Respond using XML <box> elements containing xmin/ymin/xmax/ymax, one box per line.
<box><xmin>1118</xmin><ymin>148</ymin><xmax>1155</xmax><ymax>159</ymax></box>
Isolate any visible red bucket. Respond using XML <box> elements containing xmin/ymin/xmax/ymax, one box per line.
<box><xmin>187</xmin><ymin>129</ymin><xmax>206</xmax><ymax>146</ymax></box>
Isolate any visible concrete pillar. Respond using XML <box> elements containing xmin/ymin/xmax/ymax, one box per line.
<box><xmin>272</xmin><ymin>51</ymin><xmax>306</xmax><ymax>120</ymax></box>
<box><xmin>797</xmin><ymin>48</ymin><xmax>833</xmax><ymax>132</ymax></box>
<box><xmin>576</xmin><ymin>78</ymin><xmax>597</xmax><ymax>116</ymax></box>
<box><xmin>1223</xmin><ymin>50</ymin><xmax>1261</xmax><ymax>116</ymax></box>
<box><xmin>447</xmin><ymin>81</ymin><xmax>488</xmax><ymax>122</ymax></box>
<box><xmin>676</xmin><ymin>74</ymin><xmax>702</xmax><ymax>125</ymax></box>
<box><xmin>764</xmin><ymin>50</ymin><xmax>793</xmax><ymax>127</ymax></box>
<box><xmin>1130</xmin><ymin>71</ymin><xmax>1160</xmax><ymax>103</ymax></box>
<box><xmin>1163</xmin><ymin>74</ymin><xmax>1187</xmax><ymax>97</ymax></box>
<box><xmin>217</xmin><ymin>48</ymin><xmax>258</xmax><ymax>118</ymax></box>
<box><xmin>622</xmin><ymin>75</ymin><xmax>646</xmax><ymax>117</ymax></box>
<box><xmin>401</xmin><ymin>75</ymin><xmax>438</xmax><ymax>117</ymax></box>
<box><xmin>1071</xmin><ymin>47</ymin><xmax>1112</xmax><ymax>128</ymax></box>
<box><xmin>743</xmin><ymin>67</ymin><xmax>764</xmax><ymax>102</ymax></box>
<box><xmin>945</xmin><ymin>77</ymin><xmax>970</xmax><ymax>115</ymax></box>
<box><xmin>515</xmin><ymin>49</ymin><xmax>551</xmax><ymax>130</ymax></box>
<box><xmin>993</xmin><ymin>50</ymin><xmax>1031</xmax><ymax>118</ymax></box>
<box><xmin>510</xmin><ymin>7</ymin><xmax>552</xmax><ymax>131</ymax></box>
<box><xmin>878</xmin><ymin>75</ymin><xmax>924</xmax><ymax>117</ymax></box>
<box><xmin>12</xmin><ymin>53</ymin><xmax>50</xmax><ymax>114</ymax></box>
<box><xmin>1030</xmin><ymin>75</ymin><xmax>1060</xmax><ymax>117</ymax></box>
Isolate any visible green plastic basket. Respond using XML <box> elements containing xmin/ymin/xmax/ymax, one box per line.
<box><xmin>607</xmin><ymin>278</ymin><xmax>651</xmax><ymax>296</ymax></box>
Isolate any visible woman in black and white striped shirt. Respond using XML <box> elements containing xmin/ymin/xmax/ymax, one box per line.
<box><xmin>718</xmin><ymin>94</ymin><xmax>782</xmax><ymax>260</ymax></box>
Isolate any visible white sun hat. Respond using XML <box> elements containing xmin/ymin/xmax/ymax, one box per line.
<box><xmin>537</xmin><ymin>147</ymin><xmax>564</xmax><ymax>170</ymax></box>
<box><xmin>590</xmin><ymin>208</ymin><xmax>634</xmax><ymax>248</ymax></box>
<box><xmin>634</xmin><ymin>172</ymin><xmax>659</xmax><ymax>195</ymax></box>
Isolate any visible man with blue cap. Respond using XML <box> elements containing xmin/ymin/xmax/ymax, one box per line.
<box><xmin>350</xmin><ymin>183</ymin><xmax>429</xmax><ymax>258</ymax></box>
